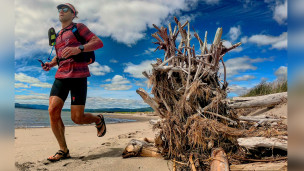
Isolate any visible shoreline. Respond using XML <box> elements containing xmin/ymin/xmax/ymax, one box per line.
<box><xmin>15</xmin><ymin>112</ymin><xmax>157</xmax><ymax>129</ymax></box>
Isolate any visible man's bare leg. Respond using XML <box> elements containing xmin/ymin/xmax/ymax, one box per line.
<box><xmin>48</xmin><ymin>96</ymin><xmax>68</xmax><ymax>160</ymax></box>
<box><xmin>71</xmin><ymin>105</ymin><xmax>105</xmax><ymax>134</ymax></box>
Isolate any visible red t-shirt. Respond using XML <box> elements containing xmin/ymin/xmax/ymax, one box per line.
<box><xmin>55</xmin><ymin>23</ymin><xmax>95</xmax><ymax>79</ymax></box>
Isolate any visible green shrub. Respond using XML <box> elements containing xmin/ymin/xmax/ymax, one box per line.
<box><xmin>241</xmin><ymin>79</ymin><xmax>287</xmax><ymax>97</ymax></box>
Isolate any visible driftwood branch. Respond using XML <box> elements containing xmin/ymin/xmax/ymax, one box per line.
<box><xmin>237</xmin><ymin>137</ymin><xmax>287</xmax><ymax>151</ymax></box>
<box><xmin>136</xmin><ymin>88</ymin><xmax>163</xmax><ymax>117</ymax></box>
<box><xmin>210</xmin><ymin>148</ymin><xmax>229</xmax><ymax>171</ymax></box>
<box><xmin>229</xmin><ymin>92</ymin><xmax>287</xmax><ymax>109</ymax></box>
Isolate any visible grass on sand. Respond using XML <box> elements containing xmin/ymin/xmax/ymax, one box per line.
<box><xmin>242</xmin><ymin>79</ymin><xmax>287</xmax><ymax>97</ymax></box>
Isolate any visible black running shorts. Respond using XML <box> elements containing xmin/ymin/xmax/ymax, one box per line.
<box><xmin>50</xmin><ymin>78</ymin><xmax>87</xmax><ymax>105</ymax></box>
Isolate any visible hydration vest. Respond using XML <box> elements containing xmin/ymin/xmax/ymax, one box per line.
<box><xmin>56</xmin><ymin>23</ymin><xmax>95</xmax><ymax>65</ymax></box>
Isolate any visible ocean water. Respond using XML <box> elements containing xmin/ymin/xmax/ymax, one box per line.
<box><xmin>15</xmin><ymin>108</ymin><xmax>136</xmax><ymax>128</ymax></box>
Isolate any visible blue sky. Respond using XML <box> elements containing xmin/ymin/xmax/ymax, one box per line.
<box><xmin>15</xmin><ymin>0</ymin><xmax>287</xmax><ymax>109</ymax></box>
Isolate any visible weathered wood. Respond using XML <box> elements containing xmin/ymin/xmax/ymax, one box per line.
<box><xmin>154</xmin><ymin>65</ymin><xmax>190</xmax><ymax>74</ymax></box>
<box><xmin>210</xmin><ymin>148</ymin><xmax>229</xmax><ymax>171</ymax></box>
<box><xmin>185</xmin><ymin>23</ymin><xmax>192</xmax><ymax>92</ymax></box>
<box><xmin>221</xmin><ymin>42</ymin><xmax>242</xmax><ymax>55</ymax></box>
<box><xmin>232</xmin><ymin>92</ymin><xmax>287</xmax><ymax>102</ymax></box>
<box><xmin>136</xmin><ymin>88</ymin><xmax>162</xmax><ymax>117</ymax></box>
<box><xmin>149</xmin><ymin>119</ymin><xmax>162</xmax><ymax>125</ymax></box>
<box><xmin>239</xmin><ymin>115</ymin><xmax>281</xmax><ymax>122</ymax></box>
<box><xmin>197</xmin><ymin>108</ymin><xmax>237</xmax><ymax>125</ymax></box>
<box><xmin>142</xmin><ymin>71</ymin><xmax>150</xmax><ymax>79</ymax></box>
<box><xmin>189</xmin><ymin>154</ymin><xmax>197</xmax><ymax>171</ymax></box>
<box><xmin>229</xmin><ymin>92</ymin><xmax>287</xmax><ymax>109</ymax></box>
<box><xmin>230</xmin><ymin>162</ymin><xmax>287</xmax><ymax>171</ymax></box>
<box><xmin>237</xmin><ymin>137</ymin><xmax>287</xmax><ymax>151</ymax></box>
<box><xmin>213</xmin><ymin>28</ymin><xmax>222</xmax><ymax>46</ymax></box>
<box><xmin>122</xmin><ymin>139</ymin><xmax>162</xmax><ymax>158</ymax></box>
<box><xmin>173</xmin><ymin>159</ymin><xmax>177</xmax><ymax>171</ymax></box>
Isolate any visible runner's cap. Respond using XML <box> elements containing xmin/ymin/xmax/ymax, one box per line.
<box><xmin>57</xmin><ymin>3</ymin><xmax>78</xmax><ymax>17</ymax></box>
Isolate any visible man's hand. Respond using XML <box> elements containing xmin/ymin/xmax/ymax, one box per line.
<box><xmin>42</xmin><ymin>62</ymin><xmax>52</xmax><ymax>71</ymax></box>
<box><xmin>61</xmin><ymin>47</ymin><xmax>81</xmax><ymax>59</ymax></box>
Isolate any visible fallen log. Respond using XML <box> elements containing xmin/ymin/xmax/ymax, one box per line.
<box><xmin>149</xmin><ymin>119</ymin><xmax>162</xmax><ymax>125</ymax></box>
<box><xmin>232</xmin><ymin>92</ymin><xmax>287</xmax><ymax>102</ymax></box>
<box><xmin>122</xmin><ymin>139</ymin><xmax>162</xmax><ymax>158</ymax></box>
<box><xmin>238</xmin><ymin>116</ymin><xmax>281</xmax><ymax>126</ymax></box>
<box><xmin>210</xmin><ymin>148</ymin><xmax>229</xmax><ymax>171</ymax></box>
<box><xmin>237</xmin><ymin>137</ymin><xmax>287</xmax><ymax>151</ymax></box>
<box><xmin>230</xmin><ymin>162</ymin><xmax>287</xmax><ymax>171</ymax></box>
<box><xmin>229</xmin><ymin>92</ymin><xmax>287</xmax><ymax>109</ymax></box>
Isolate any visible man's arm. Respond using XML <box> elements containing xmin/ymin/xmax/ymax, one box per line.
<box><xmin>61</xmin><ymin>36</ymin><xmax>103</xmax><ymax>58</ymax></box>
<box><xmin>48</xmin><ymin>55</ymin><xmax>58</xmax><ymax>67</ymax></box>
<box><xmin>82</xmin><ymin>35</ymin><xmax>103</xmax><ymax>52</ymax></box>
<box><xmin>42</xmin><ymin>55</ymin><xmax>57</xmax><ymax>71</ymax></box>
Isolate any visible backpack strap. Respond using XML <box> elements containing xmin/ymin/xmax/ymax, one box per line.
<box><xmin>71</xmin><ymin>24</ymin><xmax>86</xmax><ymax>45</ymax></box>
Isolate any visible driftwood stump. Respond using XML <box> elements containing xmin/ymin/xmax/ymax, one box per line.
<box><xmin>135</xmin><ymin>17</ymin><xmax>287</xmax><ymax>170</ymax></box>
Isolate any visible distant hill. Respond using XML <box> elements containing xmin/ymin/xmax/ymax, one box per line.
<box><xmin>63</xmin><ymin>107</ymin><xmax>153</xmax><ymax>113</ymax></box>
<box><xmin>15</xmin><ymin>103</ymin><xmax>153</xmax><ymax>112</ymax></box>
<box><xmin>15</xmin><ymin>103</ymin><xmax>49</xmax><ymax>110</ymax></box>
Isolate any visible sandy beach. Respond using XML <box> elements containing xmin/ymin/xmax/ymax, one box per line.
<box><xmin>15</xmin><ymin>113</ymin><xmax>171</xmax><ymax>171</ymax></box>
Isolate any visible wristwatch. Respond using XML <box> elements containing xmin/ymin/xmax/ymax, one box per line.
<box><xmin>78</xmin><ymin>45</ymin><xmax>84</xmax><ymax>52</ymax></box>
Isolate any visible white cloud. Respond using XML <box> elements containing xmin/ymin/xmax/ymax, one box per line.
<box><xmin>109</xmin><ymin>59</ymin><xmax>118</xmax><ymax>63</ymax></box>
<box><xmin>247</xmin><ymin>32</ymin><xmax>287</xmax><ymax>49</ymax></box>
<box><xmin>222</xmin><ymin>41</ymin><xmax>232</xmax><ymax>48</ymax></box>
<box><xmin>15</xmin><ymin>73</ymin><xmax>40</xmax><ymax>84</ymax></box>
<box><xmin>101</xmin><ymin>75</ymin><xmax>132</xmax><ymax>90</ymax></box>
<box><xmin>241</xmin><ymin>36</ymin><xmax>248</xmax><ymax>43</ymax></box>
<box><xmin>16</xmin><ymin>66</ymin><xmax>43</xmax><ymax>73</ymax></box>
<box><xmin>228</xmin><ymin>25</ymin><xmax>241</xmax><ymax>42</ymax></box>
<box><xmin>15</xmin><ymin>94</ymin><xmax>49</xmax><ymax>100</ymax></box>
<box><xmin>88</xmin><ymin>62</ymin><xmax>112</xmax><ymax>76</ymax></box>
<box><xmin>142</xmin><ymin>48</ymin><xmax>156</xmax><ymax>55</ymax></box>
<box><xmin>135</xmin><ymin>80</ymin><xmax>147</xmax><ymax>87</ymax></box>
<box><xmin>221</xmin><ymin>56</ymin><xmax>273</xmax><ymax>77</ymax></box>
<box><xmin>15</xmin><ymin>0</ymin><xmax>202</xmax><ymax>59</ymax></box>
<box><xmin>233</xmin><ymin>75</ymin><xmax>256</xmax><ymax>81</ymax></box>
<box><xmin>178</xmin><ymin>13</ymin><xmax>200</xmax><ymax>24</ymax></box>
<box><xmin>15</xmin><ymin>93</ymin><xmax>52</xmax><ymax>107</ymax></box>
<box><xmin>15</xmin><ymin>83</ymin><xmax>29</xmax><ymax>88</ymax></box>
<box><xmin>31</xmin><ymin>83</ymin><xmax>52</xmax><ymax>88</ymax></box>
<box><xmin>232</xmin><ymin>47</ymin><xmax>243</xmax><ymax>52</ymax></box>
<box><xmin>124</xmin><ymin>60</ymin><xmax>155</xmax><ymax>78</ymax></box>
<box><xmin>136</xmin><ymin>48</ymin><xmax>156</xmax><ymax>56</ymax></box>
<box><xmin>273</xmin><ymin>0</ymin><xmax>287</xmax><ymax>25</ymax></box>
<box><xmin>228</xmin><ymin>84</ymin><xmax>248</xmax><ymax>96</ymax></box>
<box><xmin>275</xmin><ymin>66</ymin><xmax>287</xmax><ymax>80</ymax></box>
<box><xmin>15</xmin><ymin>73</ymin><xmax>52</xmax><ymax>88</ymax></box>
<box><xmin>85</xmin><ymin>97</ymin><xmax>149</xmax><ymax>109</ymax></box>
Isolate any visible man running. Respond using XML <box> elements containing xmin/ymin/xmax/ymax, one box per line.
<box><xmin>42</xmin><ymin>3</ymin><xmax>106</xmax><ymax>161</ymax></box>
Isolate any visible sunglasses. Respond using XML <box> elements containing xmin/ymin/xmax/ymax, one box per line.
<box><xmin>58</xmin><ymin>7</ymin><xmax>70</xmax><ymax>13</ymax></box>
